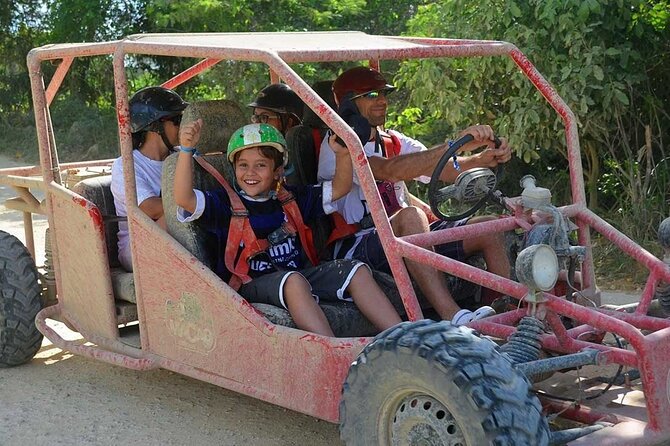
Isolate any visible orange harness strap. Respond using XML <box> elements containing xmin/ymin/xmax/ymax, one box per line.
<box><xmin>379</xmin><ymin>130</ymin><xmax>401</xmax><ymax>158</ymax></box>
<box><xmin>326</xmin><ymin>130</ymin><xmax>403</xmax><ymax>245</ymax></box>
<box><xmin>326</xmin><ymin>212</ymin><xmax>360</xmax><ymax>245</ymax></box>
<box><xmin>194</xmin><ymin>156</ymin><xmax>318</xmax><ymax>290</ymax></box>
<box><xmin>275</xmin><ymin>187</ymin><xmax>319</xmax><ymax>268</ymax></box>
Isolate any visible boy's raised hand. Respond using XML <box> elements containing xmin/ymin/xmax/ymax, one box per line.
<box><xmin>328</xmin><ymin>132</ymin><xmax>349</xmax><ymax>156</ymax></box>
<box><xmin>179</xmin><ymin>118</ymin><xmax>203</xmax><ymax>149</ymax></box>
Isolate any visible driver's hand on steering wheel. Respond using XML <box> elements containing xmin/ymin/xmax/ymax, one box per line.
<box><xmin>476</xmin><ymin>138</ymin><xmax>512</xmax><ymax>168</ymax></box>
<box><xmin>457</xmin><ymin>124</ymin><xmax>495</xmax><ymax>146</ymax></box>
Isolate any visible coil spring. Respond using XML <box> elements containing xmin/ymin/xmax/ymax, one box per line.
<box><xmin>501</xmin><ymin>316</ymin><xmax>544</xmax><ymax>364</ymax></box>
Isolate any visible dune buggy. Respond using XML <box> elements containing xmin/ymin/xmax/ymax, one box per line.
<box><xmin>2</xmin><ymin>31</ymin><xmax>670</xmax><ymax>445</ymax></box>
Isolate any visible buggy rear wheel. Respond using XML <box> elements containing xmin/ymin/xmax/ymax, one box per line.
<box><xmin>339</xmin><ymin>320</ymin><xmax>550</xmax><ymax>446</ymax></box>
<box><xmin>0</xmin><ymin>230</ymin><xmax>43</xmax><ymax>367</ymax></box>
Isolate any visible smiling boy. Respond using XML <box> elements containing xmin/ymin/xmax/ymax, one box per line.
<box><xmin>173</xmin><ymin>121</ymin><xmax>401</xmax><ymax>336</ymax></box>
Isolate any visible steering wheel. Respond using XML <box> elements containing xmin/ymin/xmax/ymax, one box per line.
<box><xmin>428</xmin><ymin>134</ymin><xmax>504</xmax><ymax>221</ymax></box>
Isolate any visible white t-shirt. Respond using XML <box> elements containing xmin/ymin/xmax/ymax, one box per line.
<box><xmin>317</xmin><ymin>129</ymin><xmax>430</xmax><ymax>259</ymax></box>
<box><xmin>110</xmin><ymin>150</ymin><xmax>164</xmax><ymax>271</ymax></box>
<box><xmin>317</xmin><ymin>129</ymin><xmax>430</xmax><ymax>225</ymax></box>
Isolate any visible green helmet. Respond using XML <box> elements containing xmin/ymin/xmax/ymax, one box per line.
<box><xmin>227</xmin><ymin>123</ymin><xmax>287</xmax><ymax>165</ymax></box>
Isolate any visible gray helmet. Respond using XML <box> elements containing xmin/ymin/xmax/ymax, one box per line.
<box><xmin>129</xmin><ymin>86</ymin><xmax>188</xmax><ymax>133</ymax></box>
<box><xmin>248</xmin><ymin>84</ymin><xmax>304</xmax><ymax>121</ymax></box>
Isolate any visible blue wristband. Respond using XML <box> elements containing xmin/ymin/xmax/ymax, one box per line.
<box><xmin>447</xmin><ymin>140</ymin><xmax>461</xmax><ymax>171</ymax></box>
<box><xmin>178</xmin><ymin>146</ymin><xmax>197</xmax><ymax>154</ymax></box>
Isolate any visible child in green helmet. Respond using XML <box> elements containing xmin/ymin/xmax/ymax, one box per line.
<box><xmin>173</xmin><ymin>120</ymin><xmax>401</xmax><ymax>336</ymax></box>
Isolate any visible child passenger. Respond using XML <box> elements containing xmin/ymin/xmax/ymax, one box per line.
<box><xmin>173</xmin><ymin>120</ymin><xmax>402</xmax><ymax>336</ymax></box>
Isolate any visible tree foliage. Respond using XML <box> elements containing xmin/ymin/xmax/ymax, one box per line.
<box><xmin>0</xmin><ymin>1</ymin><xmax>48</xmax><ymax>114</ymax></box>
<box><xmin>397</xmin><ymin>0</ymin><xmax>669</xmax><ymax>220</ymax></box>
<box><xmin>1</xmin><ymin>0</ymin><xmax>668</xmax><ymax>240</ymax></box>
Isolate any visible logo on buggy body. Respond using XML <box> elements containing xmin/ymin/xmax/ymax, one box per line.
<box><xmin>165</xmin><ymin>293</ymin><xmax>216</xmax><ymax>353</ymax></box>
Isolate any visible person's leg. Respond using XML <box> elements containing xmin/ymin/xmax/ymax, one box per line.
<box><xmin>302</xmin><ymin>260</ymin><xmax>402</xmax><ymax>332</ymax></box>
<box><xmin>432</xmin><ymin>216</ymin><xmax>510</xmax><ymax>306</ymax></box>
<box><xmin>461</xmin><ymin>215</ymin><xmax>510</xmax><ymax>278</ymax></box>
<box><xmin>282</xmin><ymin>273</ymin><xmax>334</xmax><ymax>336</ymax></box>
<box><xmin>389</xmin><ymin>206</ymin><xmax>461</xmax><ymax>320</ymax></box>
<box><xmin>155</xmin><ymin>215</ymin><xmax>167</xmax><ymax>230</ymax></box>
<box><xmin>239</xmin><ymin>271</ymin><xmax>334</xmax><ymax>336</ymax></box>
<box><xmin>346</xmin><ymin>265</ymin><xmax>402</xmax><ymax>331</ymax></box>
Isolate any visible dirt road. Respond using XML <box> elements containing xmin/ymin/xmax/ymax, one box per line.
<box><xmin>0</xmin><ymin>155</ymin><xmax>342</xmax><ymax>446</ymax></box>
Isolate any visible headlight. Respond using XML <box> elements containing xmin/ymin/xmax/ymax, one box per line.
<box><xmin>515</xmin><ymin>244</ymin><xmax>559</xmax><ymax>292</ymax></box>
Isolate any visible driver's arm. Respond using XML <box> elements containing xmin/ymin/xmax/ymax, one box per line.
<box><xmin>369</xmin><ymin>126</ymin><xmax>510</xmax><ymax>183</ymax></box>
<box><xmin>368</xmin><ymin>143</ymin><xmax>451</xmax><ymax>183</ymax></box>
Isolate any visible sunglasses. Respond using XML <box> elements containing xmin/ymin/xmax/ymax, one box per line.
<box><xmin>162</xmin><ymin>115</ymin><xmax>182</xmax><ymax>126</ymax></box>
<box><xmin>352</xmin><ymin>88</ymin><xmax>394</xmax><ymax>100</ymax></box>
<box><xmin>251</xmin><ymin>114</ymin><xmax>280</xmax><ymax>124</ymax></box>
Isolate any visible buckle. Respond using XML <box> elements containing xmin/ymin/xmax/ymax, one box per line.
<box><xmin>268</xmin><ymin>223</ymin><xmax>296</xmax><ymax>245</ymax></box>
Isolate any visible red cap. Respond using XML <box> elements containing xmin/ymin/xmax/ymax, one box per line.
<box><xmin>332</xmin><ymin>67</ymin><xmax>395</xmax><ymax>102</ymax></box>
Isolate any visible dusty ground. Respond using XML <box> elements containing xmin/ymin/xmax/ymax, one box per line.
<box><xmin>0</xmin><ymin>155</ymin><xmax>341</xmax><ymax>446</ymax></box>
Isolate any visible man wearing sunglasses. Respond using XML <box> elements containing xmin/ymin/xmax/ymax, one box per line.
<box><xmin>248</xmin><ymin>83</ymin><xmax>304</xmax><ymax>136</ymax></box>
<box><xmin>317</xmin><ymin>66</ymin><xmax>512</xmax><ymax>326</ymax></box>
<box><xmin>111</xmin><ymin>86</ymin><xmax>188</xmax><ymax>271</ymax></box>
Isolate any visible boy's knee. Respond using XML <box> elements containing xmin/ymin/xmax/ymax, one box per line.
<box><xmin>351</xmin><ymin>263</ymin><xmax>372</xmax><ymax>280</ymax></box>
<box><xmin>283</xmin><ymin>273</ymin><xmax>310</xmax><ymax>293</ymax></box>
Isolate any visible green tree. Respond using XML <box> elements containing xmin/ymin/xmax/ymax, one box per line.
<box><xmin>0</xmin><ymin>1</ymin><xmax>49</xmax><ymax>114</ymax></box>
<box><xmin>397</xmin><ymin>0</ymin><xmax>669</xmax><ymax>219</ymax></box>
<box><xmin>46</xmin><ymin>0</ymin><xmax>147</xmax><ymax>106</ymax></box>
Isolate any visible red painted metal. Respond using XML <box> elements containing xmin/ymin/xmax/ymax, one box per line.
<box><xmin>162</xmin><ymin>58</ymin><xmax>222</xmax><ymax>90</ymax></box>
<box><xmin>45</xmin><ymin>57</ymin><xmax>73</xmax><ymax>106</ymax></box>
<box><xmin>541</xmin><ymin>398</ymin><xmax>624</xmax><ymax>425</ymax></box>
<box><xmin>18</xmin><ymin>32</ymin><xmax>670</xmax><ymax>444</ymax></box>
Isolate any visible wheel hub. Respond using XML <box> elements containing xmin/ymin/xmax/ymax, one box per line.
<box><xmin>391</xmin><ymin>395</ymin><xmax>465</xmax><ymax>446</ymax></box>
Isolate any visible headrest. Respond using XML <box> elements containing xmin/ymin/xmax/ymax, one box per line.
<box><xmin>181</xmin><ymin>100</ymin><xmax>247</xmax><ymax>154</ymax></box>
<box><xmin>71</xmin><ymin>175</ymin><xmax>115</xmax><ymax>216</ymax></box>
<box><xmin>302</xmin><ymin>80</ymin><xmax>336</xmax><ymax>129</ymax></box>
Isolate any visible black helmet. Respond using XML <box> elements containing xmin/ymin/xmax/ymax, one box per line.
<box><xmin>130</xmin><ymin>86</ymin><xmax>188</xmax><ymax>133</ymax></box>
<box><xmin>248</xmin><ymin>84</ymin><xmax>304</xmax><ymax>121</ymax></box>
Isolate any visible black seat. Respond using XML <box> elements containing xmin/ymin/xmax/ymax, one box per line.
<box><xmin>161</xmin><ymin>100</ymin><xmax>245</xmax><ymax>267</ymax></box>
<box><xmin>71</xmin><ymin>176</ymin><xmax>138</xmax><ymax>323</ymax></box>
<box><xmin>284</xmin><ymin>80</ymin><xmax>336</xmax><ymax>256</ymax></box>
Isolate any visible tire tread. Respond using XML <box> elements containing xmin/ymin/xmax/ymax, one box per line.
<box><xmin>340</xmin><ymin>320</ymin><xmax>550</xmax><ymax>446</ymax></box>
<box><xmin>0</xmin><ymin>230</ymin><xmax>43</xmax><ymax>367</ymax></box>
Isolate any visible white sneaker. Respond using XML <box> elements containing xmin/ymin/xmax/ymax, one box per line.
<box><xmin>451</xmin><ymin>306</ymin><xmax>496</xmax><ymax>326</ymax></box>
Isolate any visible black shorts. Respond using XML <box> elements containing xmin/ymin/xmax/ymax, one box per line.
<box><xmin>351</xmin><ymin>218</ymin><xmax>468</xmax><ymax>273</ymax></box>
<box><xmin>238</xmin><ymin>259</ymin><xmax>366</xmax><ymax>310</ymax></box>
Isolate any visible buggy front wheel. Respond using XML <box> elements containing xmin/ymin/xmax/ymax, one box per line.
<box><xmin>339</xmin><ymin>320</ymin><xmax>550</xmax><ymax>445</ymax></box>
